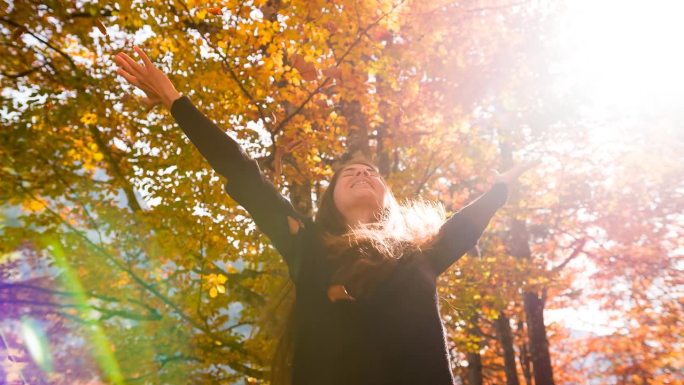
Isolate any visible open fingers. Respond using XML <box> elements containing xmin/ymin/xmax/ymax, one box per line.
<box><xmin>519</xmin><ymin>159</ymin><xmax>541</xmax><ymax>173</ymax></box>
<box><xmin>116</xmin><ymin>68</ymin><xmax>158</xmax><ymax>97</ymax></box>
<box><xmin>140</xmin><ymin>96</ymin><xmax>161</xmax><ymax>112</ymax></box>
<box><xmin>134</xmin><ymin>46</ymin><xmax>154</xmax><ymax>69</ymax></box>
<box><xmin>116</xmin><ymin>52</ymin><xmax>146</xmax><ymax>78</ymax></box>
<box><xmin>114</xmin><ymin>55</ymin><xmax>140</xmax><ymax>79</ymax></box>
<box><xmin>509</xmin><ymin>160</ymin><xmax>539</xmax><ymax>180</ymax></box>
<box><xmin>116</xmin><ymin>67</ymin><xmax>141</xmax><ymax>87</ymax></box>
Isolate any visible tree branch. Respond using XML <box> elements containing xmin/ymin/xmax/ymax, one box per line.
<box><xmin>550</xmin><ymin>238</ymin><xmax>587</xmax><ymax>274</ymax></box>
<box><xmin>0</xmin><ymin>17</ymin><xmax>78</xmax><ymax>70</ymax></box>
<box><xmin>272</xmin><ymin>0</ymin><xmax>408</xmax><ymax>135</ymax></box>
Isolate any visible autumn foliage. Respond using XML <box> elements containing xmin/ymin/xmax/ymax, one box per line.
<box><xmin>1</xmin><ymin>0</ymin><xmax>682</xmax><ymax>384</ymax></box>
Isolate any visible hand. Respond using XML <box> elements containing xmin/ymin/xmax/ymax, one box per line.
<box><xmin>114</xmin><ymin>46</ymin><xmax>181</xmax><ymax>110</ymax></box>
<box><xmin>493</xmin><ymin>160</ymin><xmax>539</xmax><ymax>186</ymax></box>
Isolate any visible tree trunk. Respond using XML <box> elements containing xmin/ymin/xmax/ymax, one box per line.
<box><xmin>465</xmin><ymin>314</ymin><xmax>484</xmax><ymax>385</ymax></box>
<box><xmin>500</xmin><ymin>140</ymin><xmax>556</xmax><ymax>385</ymax></box>
<box><xmin>467</xmin><ymin>350</ymin><xmax>483</xmax><ymax>385</ymax></box>
<box><xmin>339</xmin><ymin>99</ymin><xmax>371</xmax><ymax>160</ymax></box>
<box><xmin>509</xmin><ymin>219</ymin><xmax>556</xmax><ymax>385</ymax></box>
<box><xmin>524</xmin><ymin>291</ymin><xmax>555</xmax><ymax>385</ymax></box>
<box><xmin>495</xmin><ymin>312</ymin><xmax>520</xmax><ymax>385</ymax></box>
<box><xmin>517</xmin><ymin>320</ymin><xmax>533</xmax><ymax>385</ymax></box>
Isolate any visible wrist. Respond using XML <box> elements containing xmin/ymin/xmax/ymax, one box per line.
<box><xmin>492</xmin><ymin>175</ymin><xmax>509</xmax><ymax>186</ymax></box>
<box><xmin>162</xmin><ymin>89</ymin><xmax>182</xmax><ymax>110</ymax></box>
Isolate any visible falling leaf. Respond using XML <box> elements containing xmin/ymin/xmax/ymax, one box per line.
<box><xmin>95</xmin><ymin>19</ymin><xmax>108</xmax><ymax>36</ymax></box>
<box><xmin>287</xmin><ymin>216</ymin><xmax>301</xmax><ymax>234</ymax></box>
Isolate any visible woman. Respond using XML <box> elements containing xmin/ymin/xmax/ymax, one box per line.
<box><xmin>114</xmin><ymin>47</ymin><xmax>535</xmax><ymax>385</ymax></box>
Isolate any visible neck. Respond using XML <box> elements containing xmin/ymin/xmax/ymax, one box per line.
<box><xmin>343</xmin><ymin>206</ymin><xmax>379</xmax><ymax>229</ymax></box>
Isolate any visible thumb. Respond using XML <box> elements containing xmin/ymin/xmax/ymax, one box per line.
<box><xmin>519</xmin><ymin>159</ymin><xmax>541</xmax><ymax>173</ymax></box>
<box><xmin>141</xmin><ymin>96</ymin><xmax>160</xmax><ymax>111</ymax></box>
<box><xmin>492</xmin><ymin>168</ymin><xmax>504</xmax><ymax>184</ymax></box>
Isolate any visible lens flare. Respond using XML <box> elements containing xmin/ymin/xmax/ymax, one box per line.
<box><xmin>20</xmin><ymin>316</ymin><xmax>53</xmax><ymax>373</ymax></box>
<box><xmin>41</xmin><ymin>235</ymin><xmax>124</xmax><ymax>385</ymax></box>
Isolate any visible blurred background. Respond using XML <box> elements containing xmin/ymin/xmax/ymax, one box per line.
<box><xmin>1</xmin><ymin>0</ymin><xmax>682</xmax><ymax>384</ymax></box>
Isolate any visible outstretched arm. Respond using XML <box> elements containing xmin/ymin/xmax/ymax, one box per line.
<box><xmin>427</xmin><ymin>183</ymin><xmax>509</xmax><ymax>275</ymax></box>
<box><xmin>114</xmin><ymin>47</ymin><xmax>306</xmax><ymax>281</ymax></box>
<box><xmin>427</xmin><ymin>161</ymin><xmax>538</xmax><ymax>275</ymax></box>
<box><xmin>170</xmin><ymin>96</ymin><xmax>307</xmax><ymax>280</ymax></box>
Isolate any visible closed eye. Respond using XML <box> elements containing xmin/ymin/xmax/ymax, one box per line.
<box><xmin>342</xmin><ymin>167</ymin><xmax>378</xmax><ymax>176</ymax></box>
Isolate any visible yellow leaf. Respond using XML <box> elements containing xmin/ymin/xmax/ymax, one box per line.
<box><xmin>80</xmin><ymin>112</ymin><xmax>97</xmax><ymax>125</ymax></box>
<box><xmin>209</xmin><ymin>287</ymin><xmax>218</xmax><ymax>298</ymax></box>
<box><xmin>21</xmin><ymin>197</ymin><xmax>46</xmax><ymax>213</ymax></box>
<box><xmin>217</xmin><ymin>285</ymin><xmax>225</xmax><ymax>294</ymax></box>
<box><xmin>217</xmin><ymin>274</ymin><xmax>227</xmax><ymax>284</ymax></box>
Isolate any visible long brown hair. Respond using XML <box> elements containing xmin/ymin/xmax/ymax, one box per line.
<box><xmin>259</xmin><ymin>160</ymin><xmax>446</xmax><ymax>385</ymax></box>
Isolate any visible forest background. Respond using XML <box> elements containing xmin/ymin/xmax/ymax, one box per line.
<box><xmin>1</xmin><ymin>0</ymin><xmax>682</xmax><ymax>384</ymax></box>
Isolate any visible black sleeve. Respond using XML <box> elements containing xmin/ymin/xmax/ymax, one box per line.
<box><xmin>170</xmin><ymin>96</ymin><xmax>306</xmax><ymax>281</ymax></box>
<box><xmin>426</xmin><ymin>183</ymin><xmax>509</xmax><ymax>275</ymax></box>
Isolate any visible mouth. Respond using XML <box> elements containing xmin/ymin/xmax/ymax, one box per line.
<box><xmin>351</xmin><ymin>179</ymin><xmax>373</xmax><ymax>189</ymax></box>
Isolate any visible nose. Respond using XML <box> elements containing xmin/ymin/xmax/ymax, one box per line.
<box><xmin>355</xmin><ymin>169</ymin><xmax>370</xmax><ymax>176</ymax></box>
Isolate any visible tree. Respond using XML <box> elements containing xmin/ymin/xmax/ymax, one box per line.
<box><xmin>2</xmin><ymin>1</ymin><xmax>682</xmax><ymax>384</ymax></box>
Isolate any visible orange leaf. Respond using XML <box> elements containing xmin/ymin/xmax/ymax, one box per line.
<box><xmin>207</xmin><ymin>7</ymin><xmax>222</xmax><ymax>16</ymax></box>
<box><xmin>11</xmin><ymin>26</ymin><xmax>27</xmax><ymax>42</ymax></box>
<box><xmin>368</xmin><ymin>27</ymin><xmax>392</xmax><ymax>42</ymax></box>
<box><xmin>261</xmin><ymin>5</ymin><xmax>276</xmax><ymax>19</ymax></box>
<box><xmin>322</xmin><ymin>67</ymin><xmax>342</xmax><ymax>79</ymax></box>
<box><xmin>323</xmin><ymin>21</ymin><xmax>337</xmax><ymax>34</ymax></box>
<box><xmin>290</xmin><ymin>54</ymin><xmax>317</xmax><ymax>81</ymax></box>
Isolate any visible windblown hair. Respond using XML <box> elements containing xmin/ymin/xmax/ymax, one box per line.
<box><xmin>261</xmin><ymin>160</ymin><xmax>446</xmax><ymax>385</ymax></box>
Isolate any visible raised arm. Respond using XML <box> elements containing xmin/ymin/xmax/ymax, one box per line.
<box><xmin>427</xmin><ymin>161</ymin><xmax>539</xmax><ymax>275</ymax></box>
<box><xmin>427</xmin><ymin>183</ymin><xmax>509</xmax><ymax>275</ymax></box>
<box><xmin>114</xmin><ymin>47</ymin><xmax>307</xmax><ymax>281</ymax></box>
<box><xmin>170</xmin><ymin>97</ymin><xmax>307</xmax><ymax>280</ymax></box>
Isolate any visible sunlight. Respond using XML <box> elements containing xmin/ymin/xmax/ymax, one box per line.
<box><xmin>556</xmin><ymin>0</ymin><xmax>684</xmax><ymax>138</ymax></box>
<box><xmin>543</xmin><ymin>0</ymin><xmax>684</xmax><ymax>338</ymax></box>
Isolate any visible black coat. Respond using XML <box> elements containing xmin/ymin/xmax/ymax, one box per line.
<box><xmin>171</xmin><ymin>95</ymin><xmax>509</xmax><ymax>385</ymax></box>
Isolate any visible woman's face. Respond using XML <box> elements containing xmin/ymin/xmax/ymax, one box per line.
<box><xmin>333</xmin><ymin>163</ymin><xmax>387</xmax><ymax>224</ymax></box>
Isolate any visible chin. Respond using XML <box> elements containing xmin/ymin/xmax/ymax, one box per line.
<box><xmin>351</xmin><ymin>188</ymin><xmax>377</xmax><ymax>198</ymax></box>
